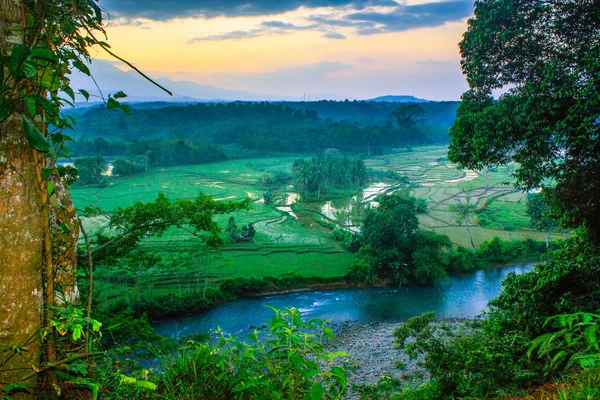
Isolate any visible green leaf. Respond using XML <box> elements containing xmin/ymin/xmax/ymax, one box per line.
<box><xmin>65</xmin><ymin>359</ymin><xmax>88</xmax><ymax>376</ymax></box>
<box><xmin>30</xmin><ymin>47</ymin><xmax>57</xmax><ymax>62</ymax></box>
<box><xmin>135</xmin><ymin>380</ymin><xmax>157</xmax><ymax>390</ymax></box>
<box><xmin>63</xmin><ymin>86</ymin><xmax>75</xmax><ymax>101</ymax></box>
<box><xmin>0</xmin><ymin>100</ymin><xmax>13</xmax><ymax>123</ymax></box>
<box><xmin>113</xmin><ymin>91</ymin><xmax>127</xmax><ymax>99</ymax></box>
<box><xmin>330</xmin><ymin>351</ymin><xmax>350</xmax><ymax>358</ymax></box>
<box><xmin>290</xmin><ymin>354</ymin><xmax>303</xmax><ymax>371</ymax></box>
<box><xmin>121</xmin><ymin>104</ymin><xmax>131</xmax><ymax>115</ymax></box>
<box><xmin>62</xmin><ymin>20</ymin><xmax>76</xmax><ymax>34</ymax></box>
<box><xmin>310</xmin><ymin>383</ymin><xmax>324</xmax><ymax>400</ymax></box>
<box><xmin>20</xmin><ymin>60</ymin><xmax>37</xmax><ymax>78</ymax></box>
<box><xmin>90</xmin><ymin>319</ymin><xmax>102</xmax><ymax>332</ymax></box>
<box><xmin>4</xmin><ymin>382</ymin><xmax>31</xmax><ymax>394</ymax></box>
<box><xmin>22</xmin><ymin>115</ymin><xmax>50</xmax><ymax>152</ymax></box>
<box><xmin>107</xmin><ymin>97</ymin><xmax>120</xmax><ymax>110</ymax></box>
<box><xmin>72</xmin><ymin>59</ymin><xmax>90</xmax><ymax>76</ymax></box>
<box><xmin>24</xmin><ymin>96</ymin><xmax>36</xmax><ymax>118</ymax></box>
<box><xmin>72</xmin><ymin>324</ymin><xmax>82</xmax><ymax>341</ymax></box>
<box><xmin>88</xmin><ymin>0</ymin><xmax>103</xmax><ymax>23</ymax></box>
<box><xmin>33</xmin><ymin>95</ymin><xmax>58</xmax><ymax>116</ymax></box>
<box><xmin>8</xmin><ymin>44</ymin><xmax>30</xmax><ymax>75</ymax></box>
<box><xmin>39</xmin><ymin>70</ymin><xmax>61</xmax><ymax>91</ymax></box>
<box><xmin>79</xmin><ymin>89</ymin><xmax>90</xmax><ymax>101</ymax></box>
<box><xmin>120</xmin><ymin>374</ymin><xmax>137</xmax><ymax>385</ymax></box>
<box><xmin>41</xmin><ymin>168</ymin><xmax>54</xmax><ymax>180</ymax></box>
<box><xmin>59</xmin><ymin>222</ymin><xmax>70</xmax><ymax>234</ymax></box>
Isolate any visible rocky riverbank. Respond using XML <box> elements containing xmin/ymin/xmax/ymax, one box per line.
<box><xmin>326</xmin><ymin>318</ymin><xmax>478</xmax><ymax>398</ymax></box>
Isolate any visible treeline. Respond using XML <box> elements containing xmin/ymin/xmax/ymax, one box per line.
<box><xmin>70</xmin><ymin>138</ymin><xmax>227</xmax><ymax>173</ymax></box>
<box><xmin>281</xmin><ymin>99</ymin><xmax>459</xmax><ymax>127</ymax></box>
<box><xmin>65</xmin><ymin>101</ymin><xmax>453</xmax><ymax>156</ymax></box>
<box><xmin>343</xmin><ymin>192</ymin><xmax>552</xmax><ymax>286</ymax></box>
<box><xmin>292</xmin><ymin>154</ymin><xmax>368</xmax><ymax>199</ymax></box>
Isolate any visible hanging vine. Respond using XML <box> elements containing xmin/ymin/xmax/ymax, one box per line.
<box><xmin>0</xmin><ymin>0</ymin><xmax>169</xmax><ymax>397</ymax></box>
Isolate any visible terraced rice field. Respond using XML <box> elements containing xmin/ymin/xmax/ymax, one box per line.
<box><xmin>73</xmin><ymin>147</ymin><xmax>565</xmax><ymax>305</ymax></box>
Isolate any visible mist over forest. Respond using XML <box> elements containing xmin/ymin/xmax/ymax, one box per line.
<box><xmin>65</xmin><ymin>100</ymin><xmax>459</xmax><ymax>158</ymax></box>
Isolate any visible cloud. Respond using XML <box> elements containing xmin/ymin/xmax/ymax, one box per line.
<box><xmin>188</xmin><ymin>20</ymin><xmax>320</xmax><ymax>42</ymax></box>
<box><xmin>347</xmin><ymin>1</ymin><xmax>474</xmax><ymax>34</ymax></box>
<box><xmin>307</xmin><ymin>14</ymin><xmax>375</xmax><ymax>28</ymax></box>
<box><xmin>189</xmin><ymin>30</ymin><xmax>266</xmax><ymax>42</ymax></box>
<box><xmin>186</xmin><ymin>0</ymin><xmax>473</xmax><ymax>42</ymax></box>
<box><xmin>322</xmin><ymin>32</ymin><xmax>347</xmax><ymax>39</ymax></box>
<box><xmin>162</xmin><ymin>59</ymin><xmax>467</xmax><ymax>101</ymax></box>
<box><xmin>357</xmin><ymin>56</ymin><xmax>376</xmax><ymax>63</ymax></box>
<box><xmin>102</xmin><ymin>0</ymin><xmax>397</xmax><ymax>20</ymax></box>
<box><xmin>261</xmin><ymin>20</ymin><xmax>316</xmax><ymax>30</ymax></box>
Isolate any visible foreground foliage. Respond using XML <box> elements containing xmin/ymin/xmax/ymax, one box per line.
<box><xmin>449</xmin><ymin>0</ymin><xmax>600</xmax><ymax>241</ymax></box>
<box><xmin>96</xmin><ymin>308</ymin><xmax>350</xmax><ymax>399</ymax></box>
<box><xmin>388</xmin><ymin>1</ymin><xmax>600</xmax><ymax>398</ymax></box>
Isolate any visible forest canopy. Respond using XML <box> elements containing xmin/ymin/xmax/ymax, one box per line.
<box><xmin>65</xmin><ymin>101</ymin><xmax>459</xmax><ymax>156</ymax></box>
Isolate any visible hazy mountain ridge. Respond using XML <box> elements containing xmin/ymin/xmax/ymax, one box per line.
<box><xmin>368</xmin><ymin>95</ymin><xmax>428</xmax><ymax>103</ymax></box>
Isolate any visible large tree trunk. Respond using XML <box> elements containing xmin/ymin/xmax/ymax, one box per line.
<box><xmin>0</xmin><ymin>116</ymin><xmax>44</xmax><ymax>387</ymax></box>
<box><xmin>0</xmin><ymin>1</ymin><xmax>79</xmax><ymax>393</ymax></box>
<box><xmin>0</xmin><ymin>0</ymin><xmax>44</xmax><ymax>390</ymax></box>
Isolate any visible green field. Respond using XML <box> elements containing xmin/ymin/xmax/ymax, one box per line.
<box><xmin>73</xmin><ymin>147</ymin><xmax>565</xmax><ymax>308</ymax></box>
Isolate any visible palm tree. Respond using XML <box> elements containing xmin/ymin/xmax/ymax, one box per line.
<box><xmin>292</xmin><ymin>159</ymin><xmax>311</xmax><ymax>199</ymax></box>
<box><xmin>350</xmin><ymin>193</ymin><xmax>365</xmax><ymax>218</ymax></box>
<box><xmin>311</xmin><ymin>163</ymin><xmax>327</xmax><ymax>199</ymax></box>
<box><xmin>450</xmin><ymin>197</ymin><xmax>477</xmax><ymax>251</ymax></box>
<box><xmin>350</xmin><ymin>159</ymin><xmax>368</xmax><ymax>189</ymax></box>
<box><xmin>333</xmin><ymin>209</ymin><xmax>349</xmax><ymax>227</ymax></box>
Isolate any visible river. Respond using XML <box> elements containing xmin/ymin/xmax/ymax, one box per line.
<box><xmin>153</xmin><ymin>263</ymin><xmax>534</xmax><ymax>338</ymax></box>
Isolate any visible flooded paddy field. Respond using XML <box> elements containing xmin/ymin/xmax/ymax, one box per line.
<box><xmin>71</xmin><ymin>147</ymin><xmax>561</xmax><ymax>306</ymax></box>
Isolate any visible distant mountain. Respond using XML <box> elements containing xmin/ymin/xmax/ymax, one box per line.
<box><xmin>368</xmin><ymin>95</ymin><xmax>428</xmax><ymax>103</ymax></box>
<box><xmin>68</xmin><ymin>60</ymin><xmax>285</xmax><ymax>102</ymax></box>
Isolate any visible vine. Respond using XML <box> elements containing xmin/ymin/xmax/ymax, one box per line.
<box><xmin>0</xmin><ymin>0</ymin><xmax>169</xmax><ymax>397</ymax></box>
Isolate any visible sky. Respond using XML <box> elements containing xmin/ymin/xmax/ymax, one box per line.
<box><xmin>89</xmin><ymin>0</ymin><xmax>475</xmax><ymax>101</ymax></box>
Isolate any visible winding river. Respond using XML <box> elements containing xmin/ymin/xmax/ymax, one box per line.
<box><xmin>153</xmin><ymin>263</ymin><xmax>534</xmax><ymax>338</ymax></box>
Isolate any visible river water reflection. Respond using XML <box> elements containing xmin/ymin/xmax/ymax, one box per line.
<box><xmin>153</xmin><ymin>263</ymin><xmax>534</xmax><ymax>338</ymax></box>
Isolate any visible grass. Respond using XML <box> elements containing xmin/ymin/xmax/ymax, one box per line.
<box><xmin>72</xmin><ymin>146</ymin><xmax>568</xmax><ymax>312</ymax></box>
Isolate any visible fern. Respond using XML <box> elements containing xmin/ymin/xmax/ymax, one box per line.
<box><xmin>529</xmin><ymin>311</ymin><xmax>600</xmax><ymax>373</ymax></box>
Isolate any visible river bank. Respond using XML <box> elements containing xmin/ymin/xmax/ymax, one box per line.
<box><xmin>326</xmin><ymin>318</ymin><xmax>478</xmax><ymax>398</ymax></box>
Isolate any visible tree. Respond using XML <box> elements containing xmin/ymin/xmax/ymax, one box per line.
<box><xmin>388</xmin><ymin>104</ymin><xmax>426</xmax><ymax>142</ymax></box>
<box><xmin>112</xmin><ymin>157</ymin><xmax>138</xmax><ymax>177</ymax></box>
<box><xmin>415</xmin><ymin>2</ymin><xmax>600</xmax><ymax>395</ymax></box>
<box><xmin>225</xmin><ymin>216</ymin><xmax>241</xmax><ymax>243</ymax></box>
<box><xmin>388</xmin><ymin>104</ymin><xmax>425</xmax><ymax>130</ymax></box>
<box><xmin>93</xmin><ymin>194</ymin><xmax>250</xmax><ymax>260</ymax></box>
<box><xmin>449</xmin><ymin>198</ymin><xmax>477</xmax><ymax>251</ymax></box>
<box><xmin>292</xmin><ymin>158</ymin><xmax>310</xmax><ymax>199</ymax></box>
<box><xmin>448</xmin><ymin>0</ymin><xmax>600</xmax><ymax>241</ymax></box>
<box><xmin>0</xmin><ymin>0</ymin><xmax>170</xmax><ymax>394</ymax></box>
<box><xmin>74</xmin><ymin>155</ymin><xmax>107</xmax><ymax>185</ymax></box>
<box><xmin>353</xmin><ymin>192</ymin><xmax>451</xmax><ymax>285</ymax></box>
<box><xmin>527</xmin><ymin>192</ymin><xmax>558</xmax><ymax>248</ymax></box>
<box><xmin>310</xmin><ymin>154</ymin><xmax>327</xmax><ymax>199</ymax></box>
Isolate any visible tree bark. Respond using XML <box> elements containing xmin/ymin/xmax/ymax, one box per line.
<box><xmin>0</xmin><ymin>1</ymin><xmax>79</xmax><ymax>393</ymax></box>
<box><xmin>464</xmin><ymin>218</ymin><xmax>476</xmax><ymax>251</ymax></box>
<box><xmin>0</xmin><ymin>116</ymin><xmax>44</xmax><ymax>387</ymax></box>
<box><xmin>0</xmin><ymin>0</ymin><xmax>44</xmax><ymax>390</ymax></box>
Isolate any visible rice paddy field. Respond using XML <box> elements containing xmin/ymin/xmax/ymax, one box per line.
<box><xmin>72</xmin><ymin>146</ymin><xmax>565</xmax><ymax>307</ymax></box>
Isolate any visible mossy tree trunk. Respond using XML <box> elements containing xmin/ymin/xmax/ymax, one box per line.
<box><xmin>0</xmin><ymin>0</ymin><xmax>79</xmax><ymax>393</ymax></box>
<box><xmin>0</xmin><ymin>2</ymin><xmax>44</xmax><ymax>391</ymax></box>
